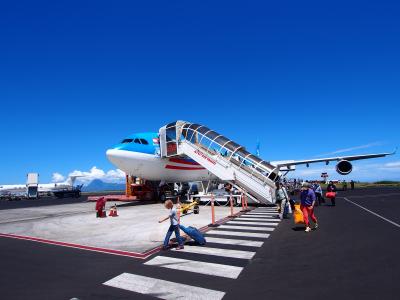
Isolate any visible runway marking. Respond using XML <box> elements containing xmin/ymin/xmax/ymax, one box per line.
<box><xmin>172</xmin><ymin>245</ymin><xmax>255</xmax><ymax>259</ymax></box>
<box><xmin>103</xmin><ymin>273</ymin><xmax>225</xmax><ymax>300</ymax></box>
<box><xmin>245</xmin><ymin>212</ymin><xmax>277</xmax><ymax>215</ymax></box>
<box><xmin>145</xmin><ymin>256</ymin><xmax>243</xmax><ymax>279</ymax></box>
<box><xmin>207</xmin><ymin>230</ymin><xmax>270</xmax><ymax>238</ymax></box>
<box><xmin>246</xmin><ymin>212</ymin><xmax>278</xmax><ymax>215</ymax></box>
<box><xmin>239</xmin><ymin>214</ymin><xmax>278</xmax><ymax>219</ymax></box>
<box><xmin>205</xmin><ymin>237</ymin><xmax>264</xmax><ymax>247</ymax></box>
<box><xmin>253</xmin><ymin>208</ymin><xmax>277</xmax><ymax>210</ymax></box>
<box><xmin>235</xmin><ymin>218</ymin><xmax>280</xmax><ymax>222</ymax></box>
<box><xmin>238</xmin><ymin>217</ymin><xmax>277</xmax><ymax>221</ymax></box>
<box><xmin>343</xmin><ymin>197</ymin><xmax>400</xmax><ymax>229</ymax></box>
<box><xmin>0</xmin><ymin>233</ymin><xmax>160</xmax><ymax>259</ymax></box>
<box><xmin>228</xmin><ymin>221</ymin><xmax>280</xmax><ymax>226</ymax></box>
<box><xmin>219</xmin><ymin>225</ymin><xmax>275</xmax><ymax>232</ymax></box>
<box><xmin>345</xmin><ymin>192</ymin><xmax>400</xmax><ymax>199</ymax></box>
<box><xmin>240</xmin><ymin>214</ymin><xmax>277</xmax><ymax>218</ymax></box>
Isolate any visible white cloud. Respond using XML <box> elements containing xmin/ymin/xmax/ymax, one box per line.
<box><xmin>51</xmin><ymin>172</ymin><xmax>65</xmax><ymax>183</ymax></box>
<box><xmin>315</xmin><ymin>142</ymin><xmax>382</xmax><ymax>157</ymax></box>
<box><xmin>54</xmin><ymin>167</ymin><xmax>126</xmax><ymax>185</ymax></box>
<box><xmin>381</xmin><ymin>161</ymin><xmax>400</xmax><ymax>169</ymax></box>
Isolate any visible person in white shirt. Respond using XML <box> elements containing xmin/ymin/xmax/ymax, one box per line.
<box><xmin>275</xmin><ymin>182</ymin><xmax>291</xmax><ymax>219</ymax></box>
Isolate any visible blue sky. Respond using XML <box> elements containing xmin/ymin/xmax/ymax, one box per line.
<box><xmin>0</xmin><ymin>0</ymin><xmax>399</xmax><ymax>184</ymax></box>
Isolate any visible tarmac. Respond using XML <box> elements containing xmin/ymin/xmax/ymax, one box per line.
<box><xmin>0</xmin><ymin>187</ymin><xmax>399</xmax><ymax>300</ymax></box>
<box><xmin>0</xmin><ymin>200</ymin><xmax>241</xmax><ymax>253</ymax></box>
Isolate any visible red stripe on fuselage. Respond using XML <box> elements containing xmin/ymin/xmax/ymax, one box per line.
<box><xmin>165</xmin><ymin>165</ymin><xmax>205</xmax><ymax>170</ymax></box>
<box><xmin>168</xmin><ymin>158</ymin><xmax>200</xmax><ymax>166</ymax></box>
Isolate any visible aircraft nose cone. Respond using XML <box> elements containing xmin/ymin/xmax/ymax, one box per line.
<box><xmin>106</xmin><ymin>149</ymin><xmax>121</xmax><ymax>165</ymax></box>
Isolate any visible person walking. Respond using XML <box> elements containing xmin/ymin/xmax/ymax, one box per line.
<box><xmin>327</xmin><ymin>181</ymin><xmax>337</xmax><ymax>206</ymax></box>
<box><xmin>275</xmin><ymin>182</ymin><xmax>290</xmax><ymax>219</ymax></box>
<box><xmin>313</xmin><ymin>182</ymin><xmax>323</xmax><ymax>206</ymax></box>
<box><xmin>342</xmin><ymin>180</ymin><xmax>348</xmax><ymax>191</ymax></box>
<box><xmin>350</xmin><ymin>180</ymin><xmax>355</xmax><ymax>190</ymax></box>
<box><xmin>300</xmin><ymin>182</ymin><xmax>318</xmax><ymax>232</ymax></box>
<box><xmin>159</xmin><ymin>200</ymin><xmax>184</xmax><ymax>250</ymax></box>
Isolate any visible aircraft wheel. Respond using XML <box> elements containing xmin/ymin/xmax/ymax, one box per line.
<box><xmin>193</xmin><ymin>205</ymin><xmax>200</xmax><ymax>214</ymax></box>
<box><xmin>160</xmin><ymin>193</ymin><xmax>166</xmax><ymax>203</ymax></box>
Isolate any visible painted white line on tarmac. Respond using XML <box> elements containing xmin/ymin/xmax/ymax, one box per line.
<box><xmin>245</xmin><ymin>211</ymin><xmax>278</xmax><ymax>216</ymax></box>
<box><xmin>239</xmin><ymin>214</ymin><xmax>278</xmax><ymax>219</ymax></box>
<box><xmin>207</xmin><ymin>230</ymin><xmax>270</xmax><ymax>239</ymax></box>
<box><xmin>239</xmin><ymin>217</ymin><xmax>278</xmax><ymax>221</ymax></box>
<box><xmin>228</xmin><ymin>221</ymin><xmax>280</xmax><ymax>226</ymax></box>
<box><xmin>345</xmin><ymin>193</ymin><xmax>400</xmax><ymax>199</ymax></box>
<box><xmin>235</xmin><ymin>218</ymin><xmax>280</xmax><ymax>222</ymax></box>
<box><xmin>219</xmin><ymin>225</ymin><xmax>275</xmax><ymax>232</ymax></box>
<box><xmin>103</xmin><ymin>273</ymin><xmax>225</xmax><ymax>300</ymax></box>
<box><xmin>244</xmin><ymin>215</ymin><xmax>277</xmax><ymax>218</ymax></box>
<box><xmin>172</xmin><ymin>245</ymin><xmax>255</xmax><ymax>259</ymax></box>
<box><xmin>246</xmin><ymin>212</ymin><xmax>277</xmax><ymax>215</ymax></box>
<box><xmin>343</xmin><ymin>197</ymin><xmax>400</xmax><ymax>229</ymax></box>
<box><xmin>145</xmin><ymin>256</ymin><xmax>243</xmax><ymax>279</ymax></box>
<box><xmin>205</xmin><ymin>237</ymin><xmax>264</xmax><ymax>247</ymax></box>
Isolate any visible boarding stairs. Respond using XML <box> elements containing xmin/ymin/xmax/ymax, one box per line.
<box><xmin>159</xmin><ymin>121</ymin><xmax>280</xmax><ymax>204</ymax></box>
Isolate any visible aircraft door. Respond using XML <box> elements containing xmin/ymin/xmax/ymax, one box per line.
<box><xmin>159</xmin><ymin>122</ymin><xmax>179</xmax><ymax>157</ymax></box>
<box><xmin>159</xmin><ymin>127</ymin><xmax>167</xmax><ymax>157</ymax></box>
<box><xmin>166</xmin><ymin>123</ymin><xmax>178</xmax><ymax>156</ymax></box>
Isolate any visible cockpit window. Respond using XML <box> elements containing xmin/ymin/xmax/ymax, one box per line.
<box><xmin>121</xmin><ymin>139</ymin><xmax>133</xmax><ymax>144</ymax></box>
<box><xmin>140</xmin><ymin>139</ymin><xmax>149</xmax><ymax>145</ymax></box>
<box><xmin>134</xmin><ymin>138</ymin><xmax>141</xmax><ymax>144</ymax></box>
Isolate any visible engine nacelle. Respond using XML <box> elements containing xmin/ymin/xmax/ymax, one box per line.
<box><xmin>336</xmin><ymin>160</ymin><xmax>353</xmax><ymax>175</ymax></box>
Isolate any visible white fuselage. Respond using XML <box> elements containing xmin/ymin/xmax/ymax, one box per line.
<box><xmin>106</xmin><ymin>149</ymin><xmax>217</xmax><ymax>182</ymax></box>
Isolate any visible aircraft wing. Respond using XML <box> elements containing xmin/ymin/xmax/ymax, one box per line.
<box><xmin>273</xmin><ymin>150</ymin><xmax>396</xmax><ymax>169</ymax></box>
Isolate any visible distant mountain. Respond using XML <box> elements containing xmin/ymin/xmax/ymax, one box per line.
<box><xmin>82</xmin><ymin>179</ymin><xmax>125</xmax><ymax>192</ymax></box>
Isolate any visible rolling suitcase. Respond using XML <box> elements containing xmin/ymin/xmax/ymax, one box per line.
<box><xmin>179</xmin><ymin>225</ymin><xmax>206</xmax><ymax>245</ymax></box>
<box><xmin>293</xmin><ymin>204</ymin><xmax>304</xmax><ymax>224</ymax></box>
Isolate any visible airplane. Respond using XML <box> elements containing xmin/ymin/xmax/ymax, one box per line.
<box><xmin>106</xmin><ymin>121</ymin><xmax>395</xmax><ymax>198</ymax></box>
<box><xmin>0</xmin><ymin>176</ymin><xmax>82</xmax><ymax>195</ymax></box>
<box><xmin>106</xmin><ymin>132</ymin><xmax>214</xmax><ymax>182</ymax></box>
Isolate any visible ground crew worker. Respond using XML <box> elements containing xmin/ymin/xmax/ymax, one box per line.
<box><xmin>300</xmin><ymin>182</ymin><xmax>318</xmax><ymax>232</ymax></box>
<box><xmin>95</xmin><ymin>197</ymin><xmax>106</xmax><ymax>218</ymax></box>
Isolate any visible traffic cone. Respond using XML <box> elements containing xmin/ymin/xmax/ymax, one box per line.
<box><xmin>109</xmin><ymin>205</ymin><xmax>119</xmax><ymax>217</ymax></box>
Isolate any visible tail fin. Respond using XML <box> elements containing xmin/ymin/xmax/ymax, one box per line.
<box><xmin>65</xmin><ymin>175</ymin><xmax>84</xmax><ymax>187</ymax></box>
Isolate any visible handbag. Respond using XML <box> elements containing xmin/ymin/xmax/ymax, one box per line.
<box><xmin>326</xmin><ymin>192</ymin><xmax>336</xmax><ymax>198</ymax></box>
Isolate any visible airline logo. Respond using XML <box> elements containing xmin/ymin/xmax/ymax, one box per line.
<box><xmin>194</xmin><ymin>149</ymin><xmax>216</xmax><ymax>165</ymax></box>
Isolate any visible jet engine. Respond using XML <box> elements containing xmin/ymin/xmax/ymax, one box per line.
<box><xmin>336</xmin><ymin>160</ymin><xmax>353</xmax><ymax>175</ymax></box>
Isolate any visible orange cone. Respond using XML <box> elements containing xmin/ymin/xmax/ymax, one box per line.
<box><xmin>109</xmin><ymin>205</ymin><xmax>119</xmax><ymax>217</ymax></box>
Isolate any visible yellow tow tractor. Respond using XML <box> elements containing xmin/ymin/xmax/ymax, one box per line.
<box><xmin>179</xmin><ymin>200</ymin><xmax>200</xmax><ymax>215</ymax></box>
